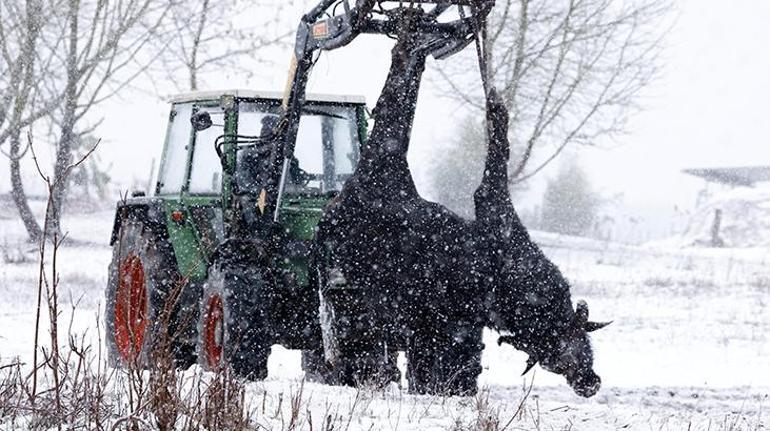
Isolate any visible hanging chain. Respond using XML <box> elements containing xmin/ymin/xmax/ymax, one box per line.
<box><xmin>469</xmin><ymin>1</ymin><xmax>498</xmax><ymax>145</ymax></box>
<box><xmin>470</xmin><ymin>2</ymin><xmax>492</xmax><ymax>99</ymax></box>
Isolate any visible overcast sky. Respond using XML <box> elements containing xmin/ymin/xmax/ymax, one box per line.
<box><xmin>4</xmin><ymin>0</ymin><xmax>769</xmax><ymax>241</ymax></box>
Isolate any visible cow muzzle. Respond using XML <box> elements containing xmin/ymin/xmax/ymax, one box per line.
<box><xmin>567</xmin><ymin>369</ymin><xmax>601</xmax><ymax>398</ymax></box>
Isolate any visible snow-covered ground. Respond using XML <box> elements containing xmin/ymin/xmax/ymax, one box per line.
<box><xmin>1</xmin><ymin>203</ymin><xmax>768</xmax><ymax>429</ymax></box>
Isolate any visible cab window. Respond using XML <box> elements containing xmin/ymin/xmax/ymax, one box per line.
<box><xmin>235</xmin><ymin>101</ymin><xmax>281</xmax><ymax>191</ymax></box>
<box><xmin>293</xmin><ymin>108</ymin><xmax>359</xmax><ymax>193</ymax></box>
<box><xmin>157</xmin><ymin>103</ymin><xmax>193</xmax><ymax>195</ymax></box>
<box><xmin>188</xmin><ymin>105</ymin><xmax>225</xmax><ymax>194</ymax></box>
<box><xmin>236</xmin><ymin>101</ymin><xmax>360</xmax><ymax>194</ymax></box>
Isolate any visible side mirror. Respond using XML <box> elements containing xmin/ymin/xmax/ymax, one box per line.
<box><xmin>191</xmin><ymin>111</ymin><xmax>212</xmax><ymax>131</ymax></box>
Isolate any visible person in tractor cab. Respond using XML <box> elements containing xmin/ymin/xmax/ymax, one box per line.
<box><xmin>235</xmin><ymin>116</ymin><xmax>272</xmax><ymax>191</ymax></box>
<box><xmin>236</xmin><ymin>115</ymin><xmax>310</xmax><ymax>192</ymax></box>
<box><xmin>288</xmin><ymin>154</ymin><xmax>311</xmax><ymax>187</ymax></box>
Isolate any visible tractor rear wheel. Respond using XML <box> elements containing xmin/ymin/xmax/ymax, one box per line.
<box><xmin>406</xmin><ymin>325</ymin><xmax>483</xmax><ymax>396</ymax></box>
<box><xmin>198</xmin><ymin>261</ymin><xmax>271</xmax><ymax>380</ymax></box>
<box><xmin>105</xmin><ymin>219</ymin><xmax>196</xmax><ymax>368</ymax></box>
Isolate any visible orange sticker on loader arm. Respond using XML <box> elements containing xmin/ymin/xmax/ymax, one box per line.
<box><xmin>312</xmin><ymin>21</ymin><xmax>329</xmax><ymax>39</ymax></box>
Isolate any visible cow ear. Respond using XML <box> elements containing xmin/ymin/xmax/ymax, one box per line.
<box><xmin>585</xmin><ymin>321</ymin><xmax>612</xmax><ymax>332</ymax></box>
<box><xmin>575</xmin><ymin>300</ymin><xmax>589</xmax><ymax>324</ymax></box>
<box><xmin>497</xmin><ymin>335</ymin><xmax>516</xmax><ymax>346</ymax></box>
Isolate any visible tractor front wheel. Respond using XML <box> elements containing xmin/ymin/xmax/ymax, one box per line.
<box><xmin>311</xmin><ymin>282</ymin><xmax>400</xmax><ymax>388</ymax></box>
<box><xmin>198</xmin><ymin>261</ymin><xmax>271</xmax><ymax>380</ymax></box>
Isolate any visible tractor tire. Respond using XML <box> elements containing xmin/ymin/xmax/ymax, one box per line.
<box><xmin>197</xmin><ymin>261</ymin><xmax>271</xmax><ymax>380</ymax></box>
<box><xmin>406</xmin><ymin>324</ymin><xmax>483</xmax><ymax>396</ymax></box>
<box><xmin>105</xmin><ymin>218</ymin><xmax>196</xmax><ymax>369</ymax></box>
<box><xmin>311</xmin><ymin>279</ymin><xmax>400</xmax><ymax>388</ymax></box>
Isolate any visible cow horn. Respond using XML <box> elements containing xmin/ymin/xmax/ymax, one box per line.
<box><xmin>575</xmin><ymin>300</ymin><xmax>589</xmax><ymax>324</ymax></box>
<box><xmin>584</xmin><ymin>321</ymin><xmax>612</xmax><ymax>332</ymax></box>
<box><xmin>522</xmin><ymin>356</ymin><xmax>538</xmax><ymax>376</ymax></box>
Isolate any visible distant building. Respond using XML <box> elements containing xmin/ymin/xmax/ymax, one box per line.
<box><xmin>682</xmin><ymin>166</ymin><xmax>770</xmax><ymax>187</ymax></box>
<box><xmin>683</xmin><ymin>166</ymin><xmax>770</xmax><ymax>208</ymax></box>
<box><xmin>680</xmin><ymin>166</ymin><xmax>770</xmax><ymax>247</ymax></box>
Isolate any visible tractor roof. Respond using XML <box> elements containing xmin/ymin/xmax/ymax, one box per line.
<box><xmin>169</xmin><ymin>89</ymin><xmax>366</xmax><ymax>105</ymax></box>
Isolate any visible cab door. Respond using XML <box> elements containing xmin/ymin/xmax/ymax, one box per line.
<box><xmin>155</xmin><ymin>101</ymin><xmax>228</xmax><ymax>282</ymax></box>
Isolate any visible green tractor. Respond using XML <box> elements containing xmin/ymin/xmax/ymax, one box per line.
<box><xmin>105</xmin><ymin>90</ymin><xmax>367</xmax><ymax>378</ymax></box>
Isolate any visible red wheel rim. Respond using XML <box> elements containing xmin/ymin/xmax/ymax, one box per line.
<box><xmin>203</xmin><ymin>294</ymin><xmax>224</xmax><ymax>369</ymax></box>
<box><xmin>114</xmin><ymin>253</ymin><xmax>148</xmax><ymax>362</ymax></box>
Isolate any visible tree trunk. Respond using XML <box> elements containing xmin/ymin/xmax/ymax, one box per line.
<box><xmin>9</xmin><ymin>132</ymin><xmax>43</xmax><ymax>242</ymax></box>
<box><xmin>6</xmin><ymin>0</ymin><xmax>43</xmax><ymax>242</ymax></box>
<box><xmin>188</xmin><ymin>0</ymin><xmax>209</xmax><ymax>91</ymax></box>
<box><xmin>50</xmin><ymin>109</ymin><xmax>76</xmax><ymax>236</ymax></box>
<box><xmin>189</xmin><ymin>66</ymin><xmax>197</xmax><ymax>91</ymax></box>
<box><xmin>49</xmin><ymin>0</ymin><xmax>80</xmax><ymax>236</ymax></box>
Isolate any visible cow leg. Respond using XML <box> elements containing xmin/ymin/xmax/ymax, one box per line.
<box><xmin>407</xmin><ymin>320</ymin><xmax>483</xmax><ymax>396</ymax></box>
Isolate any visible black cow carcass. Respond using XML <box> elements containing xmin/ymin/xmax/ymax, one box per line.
<box><xmin>475</xmin><ymin>90</ymin><xmax>610</xmax><ymax>397</ymax></box>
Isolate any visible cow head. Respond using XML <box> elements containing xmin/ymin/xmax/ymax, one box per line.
<box><xmin>498</xmin><ymin>300</ymin><xmax>610</xmax><ymax>397</ymax></box>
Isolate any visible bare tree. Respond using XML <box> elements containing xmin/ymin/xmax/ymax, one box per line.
<box><xmin>0</xmin><ymin>0</ymin><xmax>64</xmax><ymax>242</ymax></box>
<box><xmin>433</xmin><ymin>0</ymin><xmax>672</xmax><ymax>184</ymax></box>
<box><xmin>157</xmin><ymin>0</ymin><xmax>291</xmax><ymax>92</ymax></box>
<box><xmin>4</xmin><ymin>0</ymin><xmax>290</xmax><ymax>241</ymax></box>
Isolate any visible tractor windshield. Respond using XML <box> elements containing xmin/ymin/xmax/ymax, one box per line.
<box><xmin>237</xmin><ymin>101</ymin><xmax>361</xmax><ymax>195</ymax></box>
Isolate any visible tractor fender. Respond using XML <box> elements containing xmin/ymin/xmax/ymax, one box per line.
<box><xmin>109</xmin><ymin>197</ymin><xmax>170</xmax><ymax>246</ymax></box>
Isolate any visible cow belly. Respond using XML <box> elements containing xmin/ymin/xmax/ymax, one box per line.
<box><xmin>321</xmin><ymin>196</ymin><xmax>486</xmax><ymax>330</ymax></box>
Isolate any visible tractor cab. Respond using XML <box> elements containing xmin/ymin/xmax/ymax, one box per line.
<box><xmin>156</xmin><ymin>89</ymin><xmax>366</xmax><ymax>200</ymax></box>
<box><xmin>152</xmin><ymin>89</ymin><xmax>366</xmax><ymax>273</ymax></box>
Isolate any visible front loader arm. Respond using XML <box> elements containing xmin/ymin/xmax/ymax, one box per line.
<box><xmin>259</xmin><ymin>0</ymin><xmax>495</xmax><ymax>222</ymax></box>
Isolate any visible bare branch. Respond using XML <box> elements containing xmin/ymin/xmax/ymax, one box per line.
<box><xmin>153</xmin><ymin>0</ymin><xmax>291</xmax><ymax>92</ymax></box>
